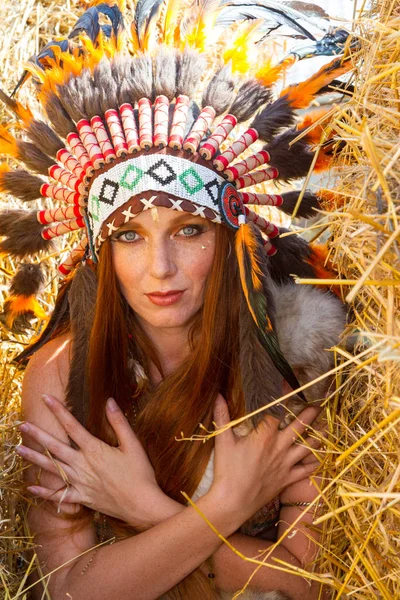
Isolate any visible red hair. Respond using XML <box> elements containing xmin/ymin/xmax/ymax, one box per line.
<box><xmin>85</xmin><ymin>224</ymin><xmax>245</xmax><ymax>598</ymax></box>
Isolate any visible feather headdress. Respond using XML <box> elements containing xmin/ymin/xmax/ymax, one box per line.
<box><xmin>0</xmin><ymin>0</ymin><xmax>354</xmax><ymax>399</ymax></box>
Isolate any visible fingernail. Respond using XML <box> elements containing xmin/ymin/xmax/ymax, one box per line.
<box><xmin>16</xmin><ymin>445</ymin><xmax>27</xmax><ymax>455</ymax></box>
<box><xmin>27</xmin><ymin>486</ymin><xmax>39</xmax><ymax>495</ymax></box>
<box><xmin>42</xmin><ymin>394</ymin><xmax>54</xmax><ymax>407</ymax></box>
<box><xmin>19</xmin><ymin>423</ymin><xmax>29</xmax><ymax>433</ymax></box>
<box><xmin>107</xmin><ymin>398</ymin><xmax>118</xmax><ymax>412</ymax></box>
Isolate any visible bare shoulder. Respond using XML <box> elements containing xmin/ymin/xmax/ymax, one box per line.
<box><xmin>22</xmin><ymin>334</ymin><xmax>72</xmax><ymax>417</ymax></box>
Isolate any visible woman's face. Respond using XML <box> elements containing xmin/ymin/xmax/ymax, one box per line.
<box><xmin>110</xmin><ymin>206</ymin><xmax>216</xmax><ymax>332</ymax></box>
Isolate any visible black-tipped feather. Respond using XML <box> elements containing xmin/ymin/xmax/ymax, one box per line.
<box><xmin>250</xmin><ymin>96</ymin><xmax>295</xmax><ymax>143</ymax></box>
<box><xmin>264</xmin><ymin>128</ymin><xmax>314</xmax><ymax>182</ymax></box>
<box><xmin>267</xmin><ymin>227</ymin><xmax>316</xmax><ymax>283</ymax></box>
<box><xmin>230</xmin><ymin>80</ymin><xmax>272</xmax><ymax>123</ymax></box>
<box><xmin>280</xmin><ymin>190</ymin><xmax>321</xmax><ymax>218</ymax></box>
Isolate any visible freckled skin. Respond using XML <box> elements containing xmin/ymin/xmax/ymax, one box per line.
<box><xmin>111</xmin><ymin>206</ymin><xmax>216</xmax><ymax>331</ymax></box>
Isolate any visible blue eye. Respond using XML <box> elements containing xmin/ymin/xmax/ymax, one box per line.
<box><xmin>179</xmin><ymin>225</ymin><xmax>203</xmax><ymax>237</ymax></box>
<box><xmin>114</xmin><ymin>230</ymin><xmax>139</xmax><ymax>243</ymax></box>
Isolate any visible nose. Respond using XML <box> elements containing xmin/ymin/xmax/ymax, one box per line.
<box><xmin>147</xmin><ymin>237</ymin><xmax>177</xmax><ymax>280</ymax></box>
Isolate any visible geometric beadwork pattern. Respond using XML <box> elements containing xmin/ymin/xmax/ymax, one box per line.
<box><xmin>89</xmin><ymin>155</ymin><xmax>225</xmax><ymax>244</ymax></box>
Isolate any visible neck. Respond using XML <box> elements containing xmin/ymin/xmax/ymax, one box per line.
<box><xmin>138</xmin><ymin>320</ymin><xmax>191</xmax><ymax>383</ymax></box>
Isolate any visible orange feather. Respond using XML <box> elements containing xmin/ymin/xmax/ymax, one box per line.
<box><xmin>4</xmin><ymin>295</ymin><xmax>48</xmax><ymax>328</ymax></box>
<box><xmin>281</xmin><ymin>57</ymin><xmax>352</xmax><ymax>109</ymax></box>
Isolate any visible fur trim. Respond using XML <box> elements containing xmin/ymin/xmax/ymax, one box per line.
<box><xmin>25</xmin><ymin>119</ymin><xmax>64</xmax><ymax>158</ymax></box>
<box><xmin>267</xmin><ymin>228</ymin><xmax>316</xmax><ymax>284</ymax></box>
<box><xmin>0</xmin><ymin>210</ymin><xmax>52</xmax><ymax>258</ymax></box>
<box><xmin>130</xmin><ymin>54</ymin><xmax>154</xmax><ymax>101</ymax></box>
<box><xmin>264</xmin><ymin>129</ymin><xmax>315</xmax><ymax>182</ymax></box>
<box><xmin>270</xmin><ymin>281</ymin><xmax>346</xmax><ymax>400</ymax></box>
<box><xmin>202</xmin><ymin>64</ymin><xmax>237</xmax><ymax>115</ymax></box>
<box><xmin>94</xmin><ymin>59</ymin><xmax>120</xmax><ymax>113</ymax></box>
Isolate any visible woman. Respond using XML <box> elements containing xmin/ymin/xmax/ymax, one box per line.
<box><xmin>0</xmin><ymin>2</ymin><xmax>350</xmax><ymax>597</ymax></box>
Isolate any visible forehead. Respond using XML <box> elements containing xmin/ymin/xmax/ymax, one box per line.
<box><xmin>116</xmin><ymin>205</ymin><xmax>209</xmax><ymax>231</ymax></box>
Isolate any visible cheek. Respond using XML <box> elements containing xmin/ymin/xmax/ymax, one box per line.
<box><xmin>180</xmin><ymin>234</ymin><xmax>215</xmax><ymax>292</ymax></box>
<box><xmin>111</xmin><ymin>245</ymin><xmax>142</xmax><ymax>300</ymax></box>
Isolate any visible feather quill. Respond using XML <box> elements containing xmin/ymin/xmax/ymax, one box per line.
<box><xmin>235</xmin><ymin>222</ymin><xmax>305</xmax><ymax>398</ymax></box>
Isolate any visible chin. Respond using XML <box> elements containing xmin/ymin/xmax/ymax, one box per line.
<box><xmin>137</xmin><ymin>306</ymin><xmax>198</xmax><ymax>330</ymax></box>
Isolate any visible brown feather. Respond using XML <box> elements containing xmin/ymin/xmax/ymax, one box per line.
<box><xmin>9</xmin><ymin>263</ymin><xmax>45</xmax><ymax>296</ymax></box>
<box><xmin>0</xmin><ymin>168</ymin><xmax>45</xmax><ymax>201</ymax></box>
<box><xmin>66</xmin><ymin>265</ymin><xmax>98</xmax><ymax>426</ymax></box>
<box><xmin>0</xmin><ymin>210</ymin><xmax>53</xmax><ymax>258</ymax></box>
<box><xmin>16</xmin><ymin>140</ymin><xmax>55</xmax><ymax>175</ymax></box>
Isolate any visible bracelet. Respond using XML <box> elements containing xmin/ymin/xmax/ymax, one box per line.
<box><xmin>281</xmin><ymin>501</ymin><xmax>325</xmax><ymax>508</ymax></box>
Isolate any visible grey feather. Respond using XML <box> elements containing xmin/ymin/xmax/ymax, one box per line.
<box><xmin>44</xmin><ymin>94</ymin><xmax>76</xmax><ymax>138</ymax></box>
<box><xmin>10</xmin><ymin>263</ymin><xmax>45</xmax><ymax>297</ymax></box>
<box><xmin>57</xmin><ymin>77</ymin><xmax>88</xmax><ymax>122</ymax></box>
<box><xmin>176</xmin><ymin>48</ymin><xmax>207</xmax><ymax>97</ymax></box>
<box><xmin>93</xmin><ymin>59</ymin><xmax>120</xmax><ymax>113</ymax></box>
<box><xmin>154</xmin><ymin>47</ymin><xmax>178</xmax><ymax>100</ymax></box>
<box><xmin>131</xmin><ymin>54</ymin><xmax>154</xmax><ymax>100</ymax></box>
<box><xmin>202</xmin><ymin>64</ymin><xmax>237</xmax><ymax>115</ymax></box>
<box><xmin>26</xmin><ymin>119</ymin><xmax>64</xmax><ymax>157</ymax></box>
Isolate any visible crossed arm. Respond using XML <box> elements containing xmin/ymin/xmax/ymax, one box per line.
<box><xmin>19</xmin><ymin>338</ymin><xmax>324</xmax><ymax>600</ymax></box>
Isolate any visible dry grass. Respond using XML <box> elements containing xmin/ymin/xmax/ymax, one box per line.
<box><xmin>1</xmin><ymin>0</ymin><xmax>399</xmax><ymax>598</ymax></box>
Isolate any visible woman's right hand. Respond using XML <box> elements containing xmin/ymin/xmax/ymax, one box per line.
<box><xmin>17</xmin><ymin>395</ymin><xmax>181</xmax><ymax>528</ymax></box>
<box><xmin>209</xmin><ymin>395</ymin><xmax>320</xmax><ymax>523</ymax></box>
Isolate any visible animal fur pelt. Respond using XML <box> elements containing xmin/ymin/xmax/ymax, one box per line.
<box><xmin>269</xmin><ymin>280</ymin><xmax>346</xmax><ymax>402</ymax></box>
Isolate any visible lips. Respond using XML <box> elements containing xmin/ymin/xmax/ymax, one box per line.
<box><xmin>146</xmin><ymin>290</ymin><xmax>185</xmax><ymax>306</ymax></box>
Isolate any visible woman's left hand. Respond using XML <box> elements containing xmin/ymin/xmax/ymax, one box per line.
<box><xmin>16</xmin><ymin>395</ymin><xmax>181</xmax><ymax>527</ymax></box>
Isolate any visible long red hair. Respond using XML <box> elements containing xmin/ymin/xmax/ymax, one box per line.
<box><xmin>87</xmin><ymin>223</ymin><xmax>245</xmax><ymax>498</ymax></box>
<box><xmin>83</xmin><ymin>224</ymin><xmax>245</xmax><ymax>599</ymax></box>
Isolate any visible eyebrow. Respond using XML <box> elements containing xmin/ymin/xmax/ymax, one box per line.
<box><xmin>116</xmin><ymin>211</ymin><xmax>207</xmax><ymax>232</ymax></box>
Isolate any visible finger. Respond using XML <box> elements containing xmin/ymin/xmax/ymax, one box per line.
<box><xmin>19</xmin><ymin>422</ymin><xmax>76</xmax><ymax>464</ymax></box>
<box><xmin>286</xmin><ymin>461</ymin><xmax>319</xmax><ymax>487</ymax></box>
<box><xmin>280</xmin><ymin>406</ymin><xmax>321</xmax><ymax>443</ymax></box>
<box><xmin>27</xmin><ymin>484</ymin><xmax>81</xmax><ymax>505</ymax></box>
<box><xmin>288</xmin><ymin>436</ymin><xmax>322</xmax><ymax>464</ymax></box>
<box><xmin>106</xmin><ymin>398</ymin><xmax>141</xmax><ymax>450</ymax></box>
<box><xmin>213</xmin><ymin>395</ymin><xmax>235</xmax><ymax>449</ymax></box>
<box><xmin>16</xmin><ymin>444</ymin><xmax>73</xmax><ymax>479</ymax></box>
<box><xmin>42</xmin><ymin>395</ymin><xmax>95</xmax><ymax>449</ymax></box>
